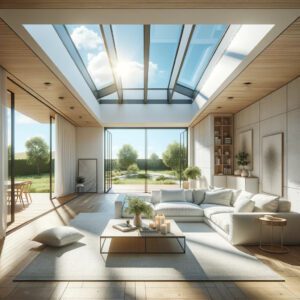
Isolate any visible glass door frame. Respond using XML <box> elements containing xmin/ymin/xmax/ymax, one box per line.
<box><xmin>104</xmin><ymin>127</ymin><xmax>188</xmax><ymax>194</ymax></box>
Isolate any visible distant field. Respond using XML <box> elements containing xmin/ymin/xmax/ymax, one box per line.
<box><xmin>14</xmin><ymin>152</ymin><xmax>55</xmax><ymax>160</ymax></box>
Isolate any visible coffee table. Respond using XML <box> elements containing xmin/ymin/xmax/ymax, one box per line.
<box><xmin>100</xmin><ymin>219</ymin><xmax>185</xmax><ymax>254</ymax></box>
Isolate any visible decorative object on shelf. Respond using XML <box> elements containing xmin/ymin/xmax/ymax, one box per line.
<box><xmin>235</xmin><ymin>151</ymin><xmax>249</xmax><ymax>177</ymax></box>
<box><xmin>183</xmin><ymin>166</ymin><xmax>201</xmax><ymax>189</ymax></box>
<box><xmin>262</xmin><ymin>133</ymin><xmax>283</xmax><ymax>197</ymax></box>
<box><xmin>125</xmin><ymin>197</ymin><xmax>153</xmax><ymax>227</ymax></box>
<box><xmin>238</xmin><ymin>129</ymin><xmax>253</xmax><ymax>170</ymax></box>
<box><xmin>234</xmin><ymin>169</ymin><xmax>241</xmax><ymax>176</ymax></box>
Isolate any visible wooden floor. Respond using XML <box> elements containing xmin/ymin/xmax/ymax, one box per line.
<box><xmin>1</xmin><ymin>193</ymin><xmax>300</xmax><ymax>300</ymax></box>
<box><xmin>6</xmin><ymin>193</ymin><xmax>78</xmax><ymax>232</ymax></box>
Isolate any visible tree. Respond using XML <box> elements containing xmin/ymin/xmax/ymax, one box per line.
<box><xmin>25</xmin><ymin>137</ymin><xmax>49</xmax><ymax>175</ymax></box>
<box><xmin>127</xmin><ymin>163</ymin><xmax>139</xmax><ymax>174</ymax></box>
<box><xmin>149</xmin><ymin>153</ymin><xmax>159</xmax><ymax>160</ymax></box>
<box><xmin>162</xmin><ymin>142</ymin><xmax>187</xmax><ymax>174</ymax></box>
<box><xmin>118</xmin><ymin>144</ymin><xmax>138</xmax><ymax>170</ymax></box>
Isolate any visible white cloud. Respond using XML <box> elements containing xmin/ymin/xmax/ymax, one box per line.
<box><xmin>71</xmin><ymin>26</ymin><xmax>101</xmax><ymax>50</ymax></box>
<box><xmin>87</xmin><ymin>52</ymin><xmax>113</xmax><ymax>88</ymax></box>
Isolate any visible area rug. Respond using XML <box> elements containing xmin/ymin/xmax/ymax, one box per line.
<box><xmin>15</xmin><ymin>213</ymin><xmax>282</xmax><ymax>281</ymax></box>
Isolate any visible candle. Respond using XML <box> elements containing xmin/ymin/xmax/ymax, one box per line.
<box><xmin>160</xmin><ymin>214</ymin><xmax>165</xmax><ymax>225</ymax></box>
<box><xmin>149</xmin><ymin>221</ymin><xmax>156</xmax><ymax>229</ymax></box>
<box><xmin>155</xmin><ymin>215</ymin><xmax>160</xmax><ymax>230</ymax></box>
<box><xmin>160</xmin><ymin>224</ymin><xmax>167</xmax><ymax>234</ymax></box>
<box><xmin>165</xmin><ymin>220</ymin><xmax>171</xmax><ymax>233</ymax></box>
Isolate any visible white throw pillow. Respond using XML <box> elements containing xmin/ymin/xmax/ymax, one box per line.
<box><xmin>233</xmin><ymin>191</ymin><xmax>254</xmax><ymax>207</ymax></box>
<box><xmin>203</xmin><ymin>189</ymin><xmax>233</xmax><ymax>206</ymax></box>
<box><xmin>192</xmin><ymin>189</ymin><xmax>207</xmax><ymax>205</ymax></box>
<box><xmin>184</xmin><ymin>190</ymin><xmax>193</xmax><ymax>202</ymax></box>
<box><xmin>160</xmin><ymin>189</ymin><xmax>185</xmax><ymax>202</ymax></box>
<box><xmin>252</xmin><ymin>193</ymin><xmax>280</xmax><ymax>212</ymax></box>
<box><xmin>234</xmin><ymin>198</ymin><xmax>255</xmax><ymax>213</ymax></box>
<box><xmin>231</xmin><ymin>189</ymin><xmax>242</xmax><ymax>206</ymax></box>
<box><xmin>33</xmin><ymin>226</ymin><xmax>84</xmax><ymax>247</ymax></box>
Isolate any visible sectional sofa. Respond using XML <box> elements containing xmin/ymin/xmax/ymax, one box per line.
<box><xmin>115</xmin><ymin>189</ymin><xmax>300</xmax><ymax>245</ymax></box>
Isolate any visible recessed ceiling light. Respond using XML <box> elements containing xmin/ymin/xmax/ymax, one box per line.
<box><xmin>43</xmin><ymin>82</ymin><xmax>52</xmax><ymax>86</ymax></box>
<box><xmin>227</xmin><ymin>96</ymin><xmax>234</xmax><ymax>100</ymax></box>
<box><xmin>79</xmin><ymin>116</ymin><xmax>82</xmax><ymax>119</ymax></box>
<box><xmin>70</xmin><ymin>106</ymin><xmax>74</xmax><ymax>110</ymax></box>
<box><xmin>243</xmin><ymin>82</ymin><xmax>252</xmax><ymax>86</ymax></box>
<box><xmin>58</xmin><ymin>96</ymin><xmax>64</xmax><ymax>100</ymax></box>
<box><xmin>217</xmin><ymin>106</ymin><xmax>222</xmax><ymax>109</ymax></box>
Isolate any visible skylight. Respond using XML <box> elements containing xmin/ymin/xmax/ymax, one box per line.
<box><xmin>45</xmin><ymin>23</ymin><xmax>274</xmax><ymax>104</ymax></box>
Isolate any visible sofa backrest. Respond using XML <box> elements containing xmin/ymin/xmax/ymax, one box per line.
<box><xmin>152</xmin><ymin>189</ymin><xmax>193</xmax><ymax>204</ymax></box>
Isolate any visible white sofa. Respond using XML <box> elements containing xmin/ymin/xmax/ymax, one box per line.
<box><xmin>114</xmin><ymin>189</ymin><xmax>300</xmax><ymax>245</ymax></box>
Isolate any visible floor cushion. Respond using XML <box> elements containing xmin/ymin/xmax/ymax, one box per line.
<box><xmin>210</xmin><ymin>213</ymin><xmax>231</xmax><ymax>234</ymax></box>
<box><xmin>154</xmin><ymin>202</ymin><xmax>204</xmax><ymax>217</ymax></box>
<box><xmin>200</xmin><ymin>204</ymin><xmax>234</xmax><ymax>219</ymax></box>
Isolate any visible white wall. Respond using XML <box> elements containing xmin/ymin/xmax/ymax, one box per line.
<box><xmin>192</xmin><ymin>115</ymin><xmax>214</xmax><ymax>187</ymax></box>
<box><xmin>76</xmin><ymin>127</ymin><xmax>104</xmax><ymax>193</ymax></box>
<box><xmin>234</xmin><ymin>77</ymin><xmax>300</xmax><ymax>212</ymax></box>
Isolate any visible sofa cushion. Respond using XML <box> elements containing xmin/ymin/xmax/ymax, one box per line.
<box><xmin>231</xmin><ymin>189</ymin><xmax>242</xmax><ymax>206</ymax></box>
<box><xmin>161</xmin><ymin>189</ymin><xmax>185</xmax><ymax>202</ymax></box>
<box><xmin>154</xmin><ymin>202</ymin><xmax>204</xmax><ymax>217</ymax></box>
<box><xmin>193</xmin><ymin>189</ymin><xmax>207</xmax><ymax>205</ymax></box>
<box><xmin>122</xmin><ymin>199</ymin><xmax>154</xmax><ymax>218</ymax></box>
<box><xmin>210</xmin><ymin>213</ymin><xmax>231</xmax><ymax>234</ymax></box>
<box><xmin>151</xmin><ymin>190</ymin><xmax>161</xmax><ymax>204</ymax></box>
<box><xmin>203</xmin><ymin>189</ymin><xmax>233</xmax><ymax>206</ymax></box>
<box><xmin>200</xmin><ymin>204</ymin><xmax>234</xmax><ymax>219</ymax></box>
<box><xmin>184</xmin><ymin>190</ymin><xmax>193</xmax><ymax>203</ymax></box>
<box><xmin>234</xmin><ymin>198</ymin><xmax>254</xmax><ymax>213</ymax></box>
<box><xmin>278</xmin><ymin>200</ymin><xmax>291</xmax><ymax>212</ymax></box>
<box><xmin>252</xmin><ymin>193</ymin><xmax>279</xmax><ymax>212</ymax></box>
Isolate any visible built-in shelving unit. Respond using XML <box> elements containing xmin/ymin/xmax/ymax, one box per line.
<box><xmin>214</xmin><ymin>115</ymin><xmax>233</xmax><ymax>176</ymax></box>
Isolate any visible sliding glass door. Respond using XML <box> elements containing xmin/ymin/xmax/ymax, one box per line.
<box><xmin>104</xmin><ymin>128</ymin><xmax>188</xmax><ymax>193</ymax></box>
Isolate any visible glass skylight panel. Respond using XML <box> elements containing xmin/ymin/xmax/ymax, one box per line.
<box><xmin>200</xmin><ymin>24</ymin><xmax>273</xmax><ymax>98</ymax></box>
<box><xmin>123</xmin><ymin>90</ymin><xmax>144</xmax><ymax>100</ymax></box>
<box><xmin>178</xmin><ymin>24</ymin><xmax>227</xmax><ymax>90</ymax></box>
<box><xmin>100</xmin><ymin>92</ymin><xmax>118</xmax><ymax>100</ymax></box>
<box><xmin>147</xmin><ymin>90</ymin><xmax>168</xmax><ymax>100</ymax></box>
<box><xmin>172</xmin><ymin>92</ymin><xmax>192</xmax><ymax>101</ymax></box>
<box><xmin>65</xmin><ymin>24</ymin><xmax>114</xmax><ymax>90</ymax></box>
<box><xmin>148</xmin><ymin>25</ymin><xmax>182</xmax><ymax>88</ymax></box>
<box><xmin>112</xmin><ymin>25</ymin><xmax>144</xmax><ymax>89</ymax></box>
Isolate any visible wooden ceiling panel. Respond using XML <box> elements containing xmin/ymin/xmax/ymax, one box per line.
<box><xmin>191</xmin><ymin>18</ymin><xmax>300</xmax><ymax>126</ymax></box>
<box><xmin>0</xmin><ymin>0</ymin><xmax>299</xmax><ymax>9</ymax></box>
<box><xmin>0</xmin><ymin>19</ymin><xmax>100</xmax><ymax>127</ymax></box>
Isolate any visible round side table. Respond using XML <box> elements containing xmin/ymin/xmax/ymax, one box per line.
<box><xmin>258</xmin><ymin>216</ymin><xmax>289</xmax><ymax>254</ymax></box>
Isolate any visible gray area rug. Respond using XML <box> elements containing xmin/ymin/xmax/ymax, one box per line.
<box><xmin>16</xmin><ymin>213</ymin><xmax>282</xmax><ymax>281</ymax></box>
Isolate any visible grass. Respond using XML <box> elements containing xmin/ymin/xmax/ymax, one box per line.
<box><xmin>14</xmin><ymin>174</ymin><xmax>53</xmax><ymax>193</ymax></box>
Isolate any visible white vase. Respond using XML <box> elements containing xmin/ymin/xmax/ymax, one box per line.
<box><xmin>241</xmin><ymin>168</ymin><xmax>248</xmax><ymax>177</ymax></box>
<box><xmin>133</xmin><ymin>214</ymin><xmax>142</xmax><ymax>227</ymax></box>
<box><xmin>188</xmin><ymin>179</ymin><xmax>197</xmax><ymax>189</ymax></box>
<box><xmin>234</xmin><ymin>169</ymin><xmax>241</xmax><ymax>176</ymax></box>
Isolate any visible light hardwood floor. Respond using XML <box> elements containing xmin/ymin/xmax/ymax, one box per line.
<box><xmin>0</xmin><ymin>193</ymin><xmax>300</xmax><ymax>300</ymax></box>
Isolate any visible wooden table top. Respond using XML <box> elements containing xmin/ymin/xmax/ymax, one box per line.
<box><xmin>258</xmin><ymin>216</ymin><xmax>287</xmax><ymax>226</ymax></box>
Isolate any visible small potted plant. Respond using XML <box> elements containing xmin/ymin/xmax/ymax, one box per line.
<box><xmin>76</xmin><ymin>176</ymin><xmax>85</xmax><ymax>192</ymax></box>
<box><xmin>126</xmin><ymin>197</ymin><xmax>153</xmax><ymax>227</ymax></box>
<box><xmin>183</xmin><ymin>166</ymin><xmax>201</xmax><ymax>189</ymax></box>
<box><xmin>235</xmin><ymin>152</ymin><xmax>249</xmax><ymax>177</ymax></box>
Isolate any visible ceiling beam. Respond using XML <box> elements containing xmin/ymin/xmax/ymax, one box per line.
<box><xmin>144</xmin><ymin>25</ymin><xmax>150</xmax><ymax>104</ymax></box>
<box><xmin>100</xmin><ymin>25</ymin><xmax>123</xmax><ymax>104</ymax></box>
<box><xmin>168</xmin><ymin>24</ymin><xmax>194</xmax><ymax>103</ymax></box>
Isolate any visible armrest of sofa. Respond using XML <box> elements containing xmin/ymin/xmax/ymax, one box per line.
<box><xmin>229</xmin><ymin>212</ymin><xmax>300</xmax><ymax>245</ymax></box>
<box><xmin>115</xmin><ymin>194</ymin><xmax>126</xmax><ymax>218</ymax></box>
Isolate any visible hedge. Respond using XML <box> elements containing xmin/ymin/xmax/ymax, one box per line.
<box><xmin>8</xmin><ymin>159</ymin><xmax>55</xmax><ymax>177</ymax></box>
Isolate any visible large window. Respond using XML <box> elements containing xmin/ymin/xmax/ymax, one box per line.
<box><xmin>6</xmin><ymin>81</ymin><xmax>58</xmax><ymax>231</ymax></box>
<box><xmin>104</xmin><ymin>128</ymin><xmax>188</xmax><ymax>193</ymax></box>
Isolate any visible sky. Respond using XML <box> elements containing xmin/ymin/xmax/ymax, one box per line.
<box><xmin>7</xmin><ymin>110</ymin><xmax>54</xmax><ymax>154</ymax></box>
<box><xmin>109</xmin><ymin>128</ymin><xmax>186</xmax><ymax>159</ymax></box>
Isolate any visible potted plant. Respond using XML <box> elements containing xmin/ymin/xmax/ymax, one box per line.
<box><xmin>235</xmin><ymin>152</ymin><xmax>249</xmax><ymax>177</ymax></box>
<box><xmin>76</xmin><ymin>176</ymin><xmax>85</xmax><ymax>192</ymax></box>
<box><xmin>183</xmin><ymin>166</ymin><xmax>201</xmax><ymax>189</ymax></box>
<box><xmin>125</xmin><ymin>197</ymin><xmax>153</xmax><ymax>227</ymax></box>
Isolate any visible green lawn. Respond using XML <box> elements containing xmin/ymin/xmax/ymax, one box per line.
<box><xmin>15</xmin><ymin>174</ymin><xmax>53</xmax><ymax>193</ymax></box>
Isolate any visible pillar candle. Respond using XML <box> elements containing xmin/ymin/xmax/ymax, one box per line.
<box><xmin>160</xmin><ymin>224</ymin><xmax>167</xmax><ymax>234</ymax></box>
<box><xmin>155</xmin><ymin>215</ymin><xmax>160</xmax><ymax>230</ymax></box>
<box><xmin>160</xmin><ymin>214</ymin><xmax>165</xmax><ymax>225</ymax></box>
<box><xmin>149</xmin><ymin>221</ymin><xmax>155</xmax><ymax>229</ymax></box>
<box><xmin>165</xmin><ymin>220</ymin><xmax>171</xmax><ymax>233</ymax></box>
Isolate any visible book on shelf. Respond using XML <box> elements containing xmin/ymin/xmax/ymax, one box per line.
<box><xmin>113</xmin><ymin>223</ymin><xmax>137</xmax><ymax>232</ymax></box>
